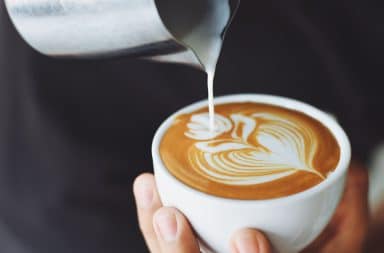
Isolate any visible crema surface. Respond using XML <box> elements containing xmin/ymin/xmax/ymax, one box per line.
<box><xmin>160</xmin><ymin>102</ymin><xmax>340</xmax><ymax>199</ymax></box>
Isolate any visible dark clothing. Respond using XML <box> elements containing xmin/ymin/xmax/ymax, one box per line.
<box><xmin>0</xmin><ymin>1</ymin><xmax>383</xmax><ymax>252</ymax></box>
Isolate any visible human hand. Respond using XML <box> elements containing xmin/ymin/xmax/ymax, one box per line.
<box><xmin>301</xmin><ymin>161</ymin><xmax>369</xmax><ymax>253</ymax></box>
<box><xmin>133</xmin><ymin>162</ymin><xmax>369</xmax><ymax>253</ymax></box>
<box><xmin>133</xmin><ymin>173</ymin><xmax>272</xmax><ymax>253</ymax></box>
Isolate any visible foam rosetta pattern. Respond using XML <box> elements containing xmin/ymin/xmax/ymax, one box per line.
<box><xmin>185</xmin><ymin>112</ymin><xmax>324</xmax><ymax>185</ymax></box>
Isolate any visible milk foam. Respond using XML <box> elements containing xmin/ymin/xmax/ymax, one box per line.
<box><xmin>168</xmin><ymin>0</ymin><xmax>231</xmax><ymax>131</ymax></box>
<box><xmin>185</xmin><ymin>112</ymin><xmax>324</xmax><ymax>185</ymax></box>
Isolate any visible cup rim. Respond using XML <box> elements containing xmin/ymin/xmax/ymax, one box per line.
<box><xmin>152</xmin><ymin>94</ymin><xmax>351</xmax><ymax>205</ymax></box>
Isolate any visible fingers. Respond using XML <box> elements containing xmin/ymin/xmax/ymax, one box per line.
<box><xmin>153</xmin><ymin>207</ymin><xmax>200</xmax><ymax>253</ymax></box>
<box><xmin>335</xmin><ymin>162</ymin><xmax>369</xmax><ymax>236</ymax></box>
<box><xmin>301</xmin><ymin>161</ymin><xmax>370</xmax><ymax>253</ymax></box>
<box><xmin>343</xmin><ymin>161</ymin><xmax>369</xmax><ymax>218</ymax></box>
<box><xmin>331</xmin><ymin>162</ymin><xmax>369</xmax><ymax>252</ymax></box>
<box><xmin>231</xmin><ymin>228</ymin><xmax>273</xmax><ymax>253</ymax></box>
<box><xmin>134</xmin><ymin>173</ymin><xmax>162</xmax><ymax>253</ymax></box>
<box><xmin>134</xmin><ymin>174</ymin><xmax>200</xmax><ymax>253</ymax></box>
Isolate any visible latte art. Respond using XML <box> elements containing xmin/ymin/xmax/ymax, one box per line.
<box><xmin>186</xmin><ymin>112</ymin><xmax>324</xmax><ymax>186</ymax></box>
<box><xmin>186</xmin><ymin>113</ymin><xmax>232</xmax><ymax>140</ymax></box>
<box><xmin>160</xmin><ymin>102</ymin><xmax>340</xmax><ymax>199</ymax></box>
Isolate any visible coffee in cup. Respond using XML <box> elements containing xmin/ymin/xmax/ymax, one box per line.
<box><xmin>153</xmin><ymin>94</ymin><xmax>351</xmax><ymax>253</ymax></box>
<box><xmin>160</xmin><ymin>102</ymin><xmax>340</xmax><ymax>200</ymax></box>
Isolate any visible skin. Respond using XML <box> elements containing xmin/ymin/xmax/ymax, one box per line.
<box><xmin>365</xmin><ymin>203</ymin><xmax>384</xmax><ymax>253</ymax></box>
<box><xmin>133</xmin><ymin>162</ymin><xmax>369</xmax><ymax>253</ymax></box>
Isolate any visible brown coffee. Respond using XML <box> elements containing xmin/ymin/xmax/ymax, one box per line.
<box><xmin>160</xmin><ymin>102</ymin><xmax>340</xmax><ymax>200</ymax></box>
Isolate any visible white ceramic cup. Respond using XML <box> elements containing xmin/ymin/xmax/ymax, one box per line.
<box><xmin>152</xmin><ymin>94</ymin><xmax>351</xmax><ymax>253</ymax></box>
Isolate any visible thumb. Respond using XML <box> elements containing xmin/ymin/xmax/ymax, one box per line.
<box><xmin>231</xmin><ymin>229</ymin><xmax>273</xmax><ymax>253</ymax></box>
<box><xmin>153</xmin><ymin>207</ymin><xmax>200</xmax><ymax>253</ymax></box>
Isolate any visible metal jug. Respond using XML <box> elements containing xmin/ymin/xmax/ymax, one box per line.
<box><xmin>5</xmin><ymin>0</ymin><xmax>239</xmax><ymax>70</ymax></box>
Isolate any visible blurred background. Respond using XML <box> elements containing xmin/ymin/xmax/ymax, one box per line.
<box><xmin>0</xmin><ymin>0</ymin><xmax>384</xmax><ymax>252</ymax></box>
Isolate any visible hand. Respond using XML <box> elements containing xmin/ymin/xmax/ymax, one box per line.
<box><xmin>301</xmin><ymin>161</ymin><xmax>369</xmax><ymax>253</ymax></box>
<box><xmin>133</xmin><ymin>162</ymin><xmax>369</xmax><ymax>253</ymax></box>
<box><xmin>133</xmin><ymin>174</ymin><xmax>272</xmax><ymax>253</ymax></box>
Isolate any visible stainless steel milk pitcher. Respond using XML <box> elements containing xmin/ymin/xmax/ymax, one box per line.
<box><xmin>5</xmin><ymin>0</ymin><xmax>239</xmax><ymax>69</ymax></box>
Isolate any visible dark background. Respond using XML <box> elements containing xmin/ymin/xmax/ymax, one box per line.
<box><xmin>1</xmin><ymin>0</ymin><xmax>384</xmax><ymax>252</ymax></box>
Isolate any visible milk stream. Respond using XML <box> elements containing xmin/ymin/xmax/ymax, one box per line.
<box><xmin>183</xmin><ymin>16</ymin><xmax>229</xmax><ymax>132</ymax></box>
<box><xmin>179</xmin><ymin>19</ymin><xmax>228</xmax><ymax>132</ymax></box>
<box><xmin>158</xmin><ymin>0</ymin><xmax>231</xmax><ymax>132</ymax></box>
<box><xmin>182</xmin><ymin>34</ymin><xmax>223</xmax><ymax>132</ymax></box>
<box><xmin>191</xmin><ymin>37</ymin><xmax>223</xmax><ymax>132</ymax></box>
<box><xmin>207</xmin><ymin>70</ymin><xmax>216</xmax><ymax>131</ymax></box>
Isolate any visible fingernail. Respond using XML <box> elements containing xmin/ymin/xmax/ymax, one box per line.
<box><xmin>235</xmin><ymin>233</ymin><xmax>259</xmax><ymax>253</ymax></box>
<box><xmin>135</xmin><ymin>181</ymin><xmax>154</xmax><ymax>209</ymax></box>
<box><xmin>154</xmin><ymin>209</ymin><xmax>178</xmax><ymax>242</ymax></box>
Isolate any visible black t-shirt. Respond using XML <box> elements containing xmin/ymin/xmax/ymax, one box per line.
<box><xmin>1</xmin><ymin>1</ymin><xmax>383</xmax><ymax>252</ymax></box>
